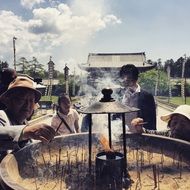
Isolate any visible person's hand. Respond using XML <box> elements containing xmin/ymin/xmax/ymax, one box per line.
<box><xmin>130</xmin><ymin>117</ymin><xmax>144</xmax><ymax>133</ymax></box>
<box><xmin>22</xmin><ymin>123</ymin><xmax>55</xmax><ymax>143</ymax></box>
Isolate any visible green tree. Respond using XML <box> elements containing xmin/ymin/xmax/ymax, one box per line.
<box><xmin>154</xmin><ymin>58</ymin><xmax>162</xmax><ymax>96</ymax></box>
<box><xmin>171</xmin><ymin>57</ymin><xmax>184</xmax><ymax>77</ymax></box>
<box><xmin>28</xmin><ymin>57</ymin><xmax>45</xmax><ymax>78</ymax></box>
<box><xmin>16</xmin><ymin>57</ymin><xmax>29</xmax><ymax>73</ymax></box>
<box><xmin>0</xmin><ymin>61</ymin><xmax>9</xmax><ymax>70</ymax></box>
<box><xmin>57</xmin><ymin>72</ymin><xmax>65</xmax><ymax>84</ymax></box>
<box><xmin>139</xmin><ymin>69</ymin><xmax>168</xmax><ymax>96</ymax></box>
<box><xmin>164</xmin><ymin>59</ymin><xmax>174</xmax><ymax>73</ymax></box>
<box><xmin>184</xmin><ymin>57</ymin><xmax>190</xmax><ymax>78</ymax></box>
<box><xmin>147</xmin><ymin>59</ymin><xmax>154</xmax><ymax>65</ymax></box>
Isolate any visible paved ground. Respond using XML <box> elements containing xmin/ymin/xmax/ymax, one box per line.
<box><xmin>156</xmin><ymin>106</ymin><xmax>172</xmax><ymax>131</ymax></box>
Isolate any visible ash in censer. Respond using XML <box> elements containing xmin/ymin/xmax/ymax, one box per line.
<box><xmin>1</xmin><ymin>133</ymin><xmax>190</xmax><ymax>190</ymax></box>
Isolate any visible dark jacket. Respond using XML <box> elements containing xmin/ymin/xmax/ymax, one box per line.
<box><xmin>115</xmin><ymin>87</ymin><xmax>156</xmax><ymax>130</ymax></box>
<box><xmin>137</xmin><ymin>89</ymin><xmax>156</xmax><ymax>130</ymax></box>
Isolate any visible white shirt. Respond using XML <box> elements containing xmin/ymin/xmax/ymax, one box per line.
<box><xmin>122</xmin><ymin>84</ymin><xmax>141</xmax><ymax>128</ymax></box>
<box><xmin>0</xmin><ymin>110</ymin><xmax>27</xmax><ymax>149</ymax></box>
<box><xmin>51</xmin><ymin>109</ymin><xmax>79</xmax><ymax>135</ymax></box>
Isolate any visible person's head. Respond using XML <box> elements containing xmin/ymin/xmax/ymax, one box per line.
<box><xmin>57</xmin><ymin>93</ymin><xmax>71</xmax><ymax>115</ymax></box>
<box><xmin>0</xmin><ymin>76</ymin><xmax>41</xmax><ymax>124</ymax></box>
<box><xmin>119</xmin><ymin>64</ymin><xmax>139</xmax><ymax>88</ymax></box>
<box><xmin>0</xmin><ymin>68</ymin><xmax>17</xmax><ymax>86</ymax></box>
<box><xmin>161</xmin><ymin>105</ymin><xmax>190</xmax><ymax>141</ymax></box>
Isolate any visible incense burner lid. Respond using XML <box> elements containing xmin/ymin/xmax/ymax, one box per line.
<box><xmin>78</xmin><ymin>88</ymin><xmax>139</xmax><ymax>114</ymax></box>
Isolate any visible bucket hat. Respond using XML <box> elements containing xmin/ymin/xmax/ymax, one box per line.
<box><xmin>0</xmin><ymin>76</ymin><xmax>41</xmax><ymax>103</ymax></box>
<box><xmin>161</xmin><ymin>105</ymin><xmax>190</xmax><ymax>122</ymax></box>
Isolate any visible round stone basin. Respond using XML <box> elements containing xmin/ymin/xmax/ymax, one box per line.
<box><xmin>0</xmin><ymin>133</ymin><xmax>190</xmax><ymax>190</ymax></box>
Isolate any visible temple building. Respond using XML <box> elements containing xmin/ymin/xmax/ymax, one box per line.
<box><xmin>80</xmin><ymin>52</ymin><xmax>155</xmax><ymax>85</ymax></box>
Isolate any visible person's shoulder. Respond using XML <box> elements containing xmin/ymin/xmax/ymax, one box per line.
<box><xmin>52</xmin><ymin>113</ymin><xmax>59</xmax><ymax>119</ymax></box>
<box><xmin>51</xmin><ymin>113</ymin><xmax>59</xmax><ymax>124</ymax></box>
<box><xmin>0</xmin><ymin>110</ymin><xmax>6</xmax><ymax>117</ymax></box>
<box><xmin>70</xmin><ymin>109</ymin><xmax>80</xmax><ymax>119</ymax></box>
<box><xmin>140</xmin><ymin>89</ymin><xmax>153</xmax><ymax>96</ymax></box>
<box><xmin>0</xmin><ymin>110</ymin><xmax>9</xmax><ymax>126</ymax></box>
<box><xmin>70</xmin><ymin>108</ymin><xmax>79</xmax><ymax>114</ymax></box>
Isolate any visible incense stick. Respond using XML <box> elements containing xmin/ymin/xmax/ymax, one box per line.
<box><xmin>138</xmin><ymin>122</ymin><xmax>148</xmax><ymax>125</ymax></box>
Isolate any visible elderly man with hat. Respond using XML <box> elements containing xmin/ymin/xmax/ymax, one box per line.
<box><xmin>0</xmin><ymin>76</ymin><xmax>55</xmax><ymax>158</ymax></box>
<box><xmin>131</xmin><ymin>105</ymin><xmax>190</xmax><ymax>142</ymax></box>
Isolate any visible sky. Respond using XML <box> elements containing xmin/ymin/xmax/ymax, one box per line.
<box><xmin>0</xmin><ymin>0</ymin><xmax>190</xmax><ymax>74</ymax></box>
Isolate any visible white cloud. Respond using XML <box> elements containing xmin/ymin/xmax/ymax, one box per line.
<box><xmin>21</xmin><ymin>0</ymin><xmax>45</xmax><ymax>9</ymax></box>
<box><xmin>28</xmin><ymin>2</ymin><xmax>121</xmax><ymax>45</ymax></box>
<box><xmin>103</xmin><ymin>15</ymin><xmax>122</xmax><ymax>24</ymax></box>
<box><xmin>0</xmin><ymin>10</ymin><xmax>48</xmax><ymax>65</ymax></box>
<box><xmin>0</xmin><ymin>1</ymin><xmax>121</xmax><ymax>71</ymax></box>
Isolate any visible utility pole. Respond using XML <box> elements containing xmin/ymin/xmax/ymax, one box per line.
<box><xmin>13</xmin><ymin>36</ymin><xmax>17</xmax><ymax>71</ymax></box>
<box><xmin>155</xmin><ymin>59</ymin><xmax>161</xmax><ymax>97</ymax></box>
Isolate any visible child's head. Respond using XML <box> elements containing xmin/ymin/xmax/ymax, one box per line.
<box><xmin>58</xmin><ymin>93</ymin><xmax>71</xmax><ymax>115</ymax></box>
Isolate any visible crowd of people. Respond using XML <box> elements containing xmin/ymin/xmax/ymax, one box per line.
<box><xmin>0</xmin><ymin>66</ymin><xmax>190</xmax><ymax>147</ymax></box>
<box><xmin>0</xmin><ymin>65</ymin><xmax>190</xmax><ymax>189</ymax></box>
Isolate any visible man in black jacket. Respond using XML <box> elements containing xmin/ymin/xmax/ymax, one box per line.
<box><xmin>119</xmin><ymin>64</ymin><xmax>156</xmax><ymax>130</ymax></box>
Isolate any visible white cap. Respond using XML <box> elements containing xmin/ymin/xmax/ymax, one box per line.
<box><xmin>161</xmin><ymin>105</ymin><xmax>190</xmax><ymax>122</ymax></box>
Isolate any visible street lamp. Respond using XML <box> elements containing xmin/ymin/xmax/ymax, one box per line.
<box><xmin>48</xmin><ymin>56</ymin><xmax>55</xmax><ymax>101</ymax></box>
<box><xmin>64</xmin><ymin>64</ymin><xmax>69</xmax><ymax>94</ymax></box>
<box><xmin>13</xmin><ymin>36</ymin><xmax>17</xmax><ymax>71</ymax></box>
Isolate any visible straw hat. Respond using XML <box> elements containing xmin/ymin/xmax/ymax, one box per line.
<box><xmin>161</xmin><ymin>105</ymin><xmax>190</xmax><ymax>122</ymax></box>
<box><xmin>0</xmin><ymin>76</ymin><xmax>41</xmax><ymax>103</ymax></box>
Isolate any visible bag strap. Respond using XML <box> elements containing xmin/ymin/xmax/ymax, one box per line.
<box><xmin>57</xmin><ymin>113</ymin><xmax>73</xmax><ymax>133</ymax></box>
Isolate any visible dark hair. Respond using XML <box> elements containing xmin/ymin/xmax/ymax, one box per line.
<box><xmin>119</xmin><ymin>64</ymin><xmax>139</xmax><ymax>81</ymax></box>
<box><xmin>58</xmin><ymin>93</ymin><xmax>71</xmax><ymax>106</ymax></box>
<box><xmin>0</xmin><ymin>68</ymin><xmax>17</xmax><ymax>85</ymax></box>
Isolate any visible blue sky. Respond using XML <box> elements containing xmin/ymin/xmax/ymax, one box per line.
<box><xmin>0</xmin><ymin>0</ymin><xmax>190</xmax><ymax>73</ymax></box>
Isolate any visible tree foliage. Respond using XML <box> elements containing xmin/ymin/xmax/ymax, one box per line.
<box><xmin>28</xmin><ymin>57</ymin><xmax>45</xmax><ymax>78</ymax></box>
<box><xmin>16</xmin><ymin>57</ymin><xmax>28</xmax><ymax>73</ymax></box>
<box><xmin>16</xmin><ymin>57</ymin><xmax>45</xmax><ymax>78</ymax></box>
<box><xmin>164</xmin><ymin>57</ymin><xmax>190</xmax><ymax>78</ymax></box>
<box><xmin>139</xmin><ymin>69</ymin><xmax>168</xmax><ymax>96</ymax></box>
<box><xmin>1</xmin><ymin>54</ymin><xmax>190</xmax><ymax>97</ymax></box>
<box><xmin>0</xmin><ymin>61</ymin><xmax>9</xmax><ymax>71</ymax></box>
